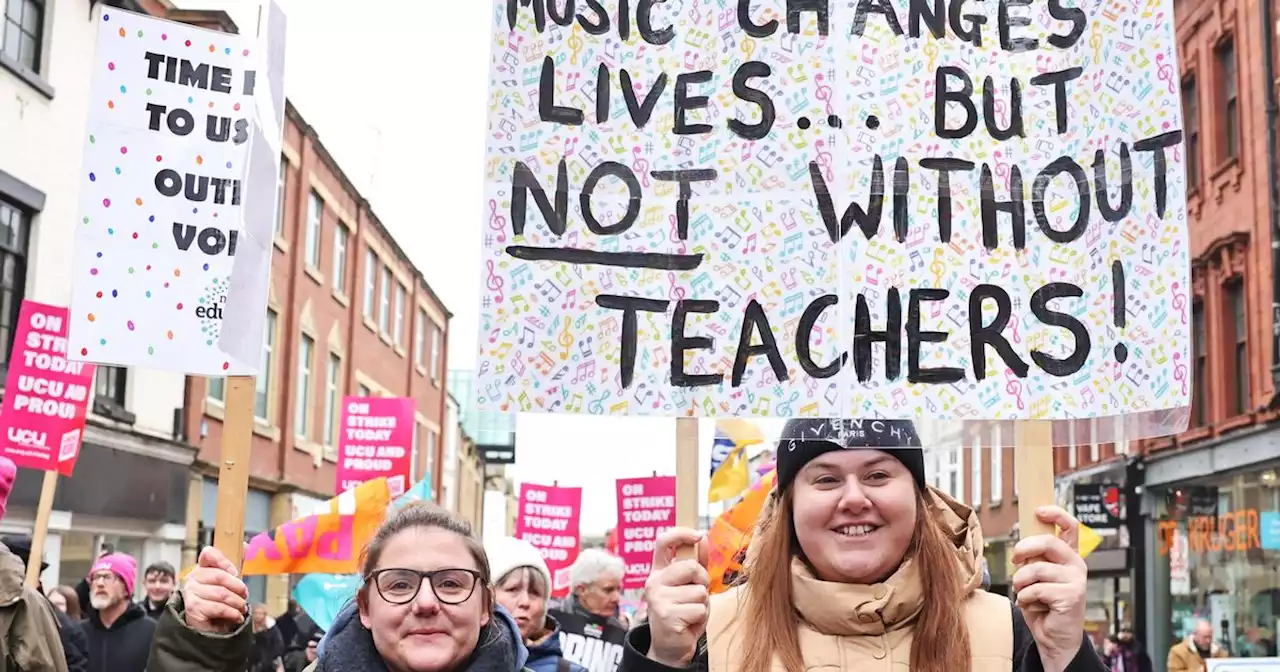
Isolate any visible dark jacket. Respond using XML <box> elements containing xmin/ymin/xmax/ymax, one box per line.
<box><xmin>308</xmin><ymin>601</ymin><xmax>529</xmax><ymax>672</ymax></box>
<box><xmin>51</xmin><ymin>605</ymin><xmax>89</xmax><ymax>672</ymax></box>
<box><xmin>1105</xmin><ymin>640</ymin><xmax>1153</xmax><ymax>672</ymax></box>
<box><xmin>145</xmin><ymin>595</ymin><xmax>530</xmax><ymax>672</ymax></box>
<box><xmin>248</xmin><ymin>626</ymin><xmax>284</xmax><ymax>672</ymax></box>
<box><xmin>140</xmin><ymin>599</ymin><xmax>167</xmax><ymax>623</ymax></box>
<box><xmin>555</xmin><ymin>595</ymin><xmax>626</xmax><ymax>632</ymax></box>
<box><xmin>620</xmin><ymin>608</ymin><xmax>1107</xmax><ymax>672</ymax></box>
<box><xmin>0</xmin><ymin>545</ymin><xmax>68</xmax><ymax>671</ymax></box>
<box><xmin>527</xmin><ymin>615</ymin><xmax>588</xmax><ymax>672</ymax></box>
<box><xmin>81</xmin><ymin>602</ymin><xmax>157</xmax><ymax>672</ymax></box>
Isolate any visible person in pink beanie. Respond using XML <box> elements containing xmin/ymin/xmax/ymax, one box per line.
<box><xmin>80</xmin><ymin>550</ymin><xmax>155</xmax><ymax>672</ymax></box>
<box><xmin>0</xmin><ymin>456</ymin><xmax>70</xmax><ymax>671</ymax></box>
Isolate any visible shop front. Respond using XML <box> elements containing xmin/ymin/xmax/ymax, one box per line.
<box><xmin>1056</xmin><ymin>457</ymin><xmax>1144</xmax><ymax>648</ymax></box>
<box><xmin>0</xmin><ymin>423</ymin><xmax>192</xmax><ymax>594</ymax></box>
<box><xmin>1145</xmin><ymin>437</ymin><xmax>1280</xmax><ymax>664</ymax></box>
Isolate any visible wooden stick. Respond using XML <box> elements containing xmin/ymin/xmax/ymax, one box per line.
<box><xmin>25</xmin><ymin>471</ymin><xmax>58</xmax><ymax>588</ymax></box>
<box><xmin>674</xmin><ymin>417</ymin><xmax>700</xmax><ymax>560</ymax></box>
<box><xmin>214</xmin><ymin>376</ymin><xmax>256</xmax><ymax>567</ymax></box>
<box><xmin>1015</xmin><ymin>420</ymin><xmax>1057</xmax><ymax>539</ymax></box>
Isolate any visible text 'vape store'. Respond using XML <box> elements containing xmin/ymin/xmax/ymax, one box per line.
<box><xmin>1146</xmin><ymin>444</ymin><xmax>1280</xmax><ymax>663</ymax></box>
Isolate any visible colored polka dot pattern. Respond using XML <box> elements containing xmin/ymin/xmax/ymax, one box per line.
<box><xmin>74</xmin><ymin>9</ymin><xmax>268</xmax><ymax>374</ymax></box>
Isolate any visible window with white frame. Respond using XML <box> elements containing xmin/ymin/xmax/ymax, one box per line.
<box><xmin>274</xmin><ymin>158</ymin><xmax>286</xmax><ymax>237</ymax></box>
<box><xmin>430</xmin><ymin>326</ymin><xmax>441</xmax><ymax>383</ymax></box>
<box><xmin>325</xmin><ymin>352</ymin><xmax>341</xmax><ymax>447</ymax></box>
<box><xmin>208</xmin><ymin>376</ymin><xmax>225</xmax><ymax>403</ymax></box>
<box><xmin>970</xmin><ymin>441</ymin><xmax>982</xmax><ymax>506</ymax></box>
<box><xmin>426</xmin><ymin>429</ymin><xmax>438</xmax><ymax>480</ymax></box>
<box><xmin>414</xmin><ymin>308</ymin><xmax>426</xmax><ymax>369</ymax></box>
<box><xmin>411</xmin><ymin>423</ymin><xmax>420</xmax><ymax>481</ymax></box>
<box><xmin>332</xmin><ymin>225</ymin><xmax>348</xmax><ymax>295</ymax></box>
<box><xmin>295</xmin><ymin>333</ymin><xmax>315</xmax><ymax>439</ymax></box>
<box><xmin>394</xmin><ymin>283</ymin><xmax>406</xmax><ymax>347</ymax></box>
<box><xmin>305</xmin><ymin>191</ymin><xmax>322</xmax><ymax>268</ymax></box>
<box><xmin>378</xmin><ymin>267</ymin><xmax>391</xmax><ymax>334</ymax></box>
<box><xmin>990</xmin><ymin>425</ymin><xmax>1003</xmax><ymax>504</ymax></box>
<box><xmin>362</xmin><ymin>250</ymin><xmax>377</xmax><ymax>320</ymax></box>
<box><xmin>255</xmin><ymin>310</ymin><xmax>277</xmax><ymax>420</ymax></box>
<box><xmin>947</xmin><ymin>447</ymin><xmax>960</xmax><ymax>500</ymax></box>
<box><xmin>358</xmin><ymin>383</ymin><xmax>371</xmax><ymax>398</ymax></box>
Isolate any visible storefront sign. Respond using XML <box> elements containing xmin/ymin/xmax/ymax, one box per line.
<box><xmin>1073</xmin><ymin>484</ymin><xmax>1123</xmax><ymax>529</ymax></box>
<box><xmin>1159</xmin><ymin>509</ymin><xmax>1263</xmax><ymax>555</ymax></box>
<box><xmin>335</xmin><ymin>397</ymin><xmax>414</xmax><ymax>497</ymax></box>
<box><xmin>1261</xmin><ymin>512</ymin><xmax>1280</xmax><ymax>551</ymax></box>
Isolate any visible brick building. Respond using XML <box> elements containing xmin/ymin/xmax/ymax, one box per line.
<box><xmin>181</xmin><ymin>100</ymin><xmax>451</xmax><ymax>609</ymax></box>
<box><xmin>1048</xmin><ymin>0</ymin><xmax>1280</xmax><ymax>659</ymax></box>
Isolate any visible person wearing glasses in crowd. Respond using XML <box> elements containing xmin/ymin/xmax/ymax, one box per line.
<box><xmin>145</xmin><ymin>502</ymin><xmax>530</xmax><ymax>672</ymax></box>
<box><xmin>81</xmin><ymin>553</ymin><xmax>156</xmax><ymax>672</ymax></box>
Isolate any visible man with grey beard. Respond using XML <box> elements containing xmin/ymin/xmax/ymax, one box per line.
<box><xmin>78</xmin><ymin>553</ymin><xmax>155</xmax><ymax>672</ymax></box>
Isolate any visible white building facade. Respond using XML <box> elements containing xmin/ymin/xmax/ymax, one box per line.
<box><xmin>0</xmin><ymin>0</ymin><xmax>210</xmax><ymax>595</ymax></box>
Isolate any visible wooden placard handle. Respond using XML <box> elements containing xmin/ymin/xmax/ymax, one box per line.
<box><xmin>674</xmin><ymin>417</ymin><xmax>700</xmax><ymax>561</ymax></box>
<box><xmin>213</xmin><ymin>375</ymin><xmax>256</xmax><ymax>567</ymax></box>
<box><xmin>1015</xmin><ymin>420</ymin><xmax>1057</xmax><ymax>539</ymax></box>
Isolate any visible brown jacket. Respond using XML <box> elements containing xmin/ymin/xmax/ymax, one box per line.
<box><xmin>705</xmin><ymin>488</ymin><xmax>1014</xmax><ymax>672</ymax></box>
<box><xmin>0</xmin><ymin>544</ymin><xmax>69</xmax><ymax>671</ymax></box>
<box><xmin>1167</xmin><ymin>637</ymin><xmax>1228</xmax><ymax>672</ymax></box>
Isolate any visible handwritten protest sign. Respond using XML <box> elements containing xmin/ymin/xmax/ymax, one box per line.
<box><xmin>70</xmin><ymin>9</ymin><xmax>275</xmax><ymax>374</ymax></box>
<box><xmin>615</xmin><ymin>476</ymin><xmax>675</xmax><ymax>589</ymax></box>
<box><xmin>477</xmin><ymin>0</ymin><xmax>1190</xmax><ymax>441</ymax></box>
<box><xmin>515</xmin><ymin>483</ymin><xmax>582</xmax><ymax>595</ymax></box>
<box><xmin>0</xmin><ymin>302</ymin><xmax>96</xmax><ymax>476</ymax></box>
<box><xmin>336</xmin><ymin>396</ymin><xmax>414</xmax><ymax>497</ymax></box>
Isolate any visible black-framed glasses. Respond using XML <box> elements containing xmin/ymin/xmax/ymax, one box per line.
<box><xmin>367</xmin><ymin>568</ymin><xmax>482</xmax><ymax>606</ymax></box>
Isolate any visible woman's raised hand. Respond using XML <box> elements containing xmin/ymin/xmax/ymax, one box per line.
<box><xmin>1012</xmin><ymin>506</ymin><xmax>1090</xmax><ymax>672</ymax></box>
<box><xmin>643</xmin><ymin>528</ymin><xmax>711</xmax><ymax>669</ymax></box>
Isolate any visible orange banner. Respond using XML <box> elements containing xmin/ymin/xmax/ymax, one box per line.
<box><xmin>708</xmin><ymin>469</ymin><xmax>775</xmax><ymax>593</ymax></box>
<box><xmin>241</xmin><ymin>478</ymin><xmax>391</xmax><ymax>576</ymax></box>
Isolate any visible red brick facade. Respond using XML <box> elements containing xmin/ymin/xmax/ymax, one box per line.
<box><xmin>183</xmin><ymin>102</ymin><xmax>451</xmax><ymax>500</ymax></box>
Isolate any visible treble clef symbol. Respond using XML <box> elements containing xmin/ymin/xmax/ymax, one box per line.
<box><xmin>1156</xmin><ymin>53</ymin><xmax>1176</xmax><ymax>93</ymax></box>
<box><xmin>488</xmin><ymin>199</ymin><xmax>509</xmax><ymax>242</ymax></box>
<box><xmin>486</xmin><ymin>260</ymin><xmax>505</xmax><ymax>304</ymax></box>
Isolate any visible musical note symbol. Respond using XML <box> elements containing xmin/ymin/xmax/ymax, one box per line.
<box><xmin>558</xmin><ymin>319</ymin><xmax>574</xmax><ymax>361</ymax></box>
<box><xmin>485</xmin><ymin>260</ymin><xmax>505</xmax><ymax>304</ymax></box>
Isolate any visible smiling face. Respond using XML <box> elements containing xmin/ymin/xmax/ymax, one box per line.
<box><xmin>145</xmin><ymin>570</ymin><xmax>175</xmax><ymax>604</ymax></box>
<box><xmin>359</xmin><ymin>527</ymin><xmax>490</xmax><ymax>672</ymax></box>
<box><xmin>790</xmin><ymin>449</ymin><xmax>919</xmax><ymax>584</ymax></box>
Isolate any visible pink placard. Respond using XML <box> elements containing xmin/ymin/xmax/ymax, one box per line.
<box><xmin>335</xmin><ymin>396</ymin><xmax>414</xmax><ymax>497</ymax></box>
<box><xmin>0</xmin><ymin>301</ymin><xmax>96</xmax><ymax>475</ymax></box>
<box><xmin>515</xmin><ymin>483</ymin><xmax>582</xmax><ymax>597</ymax></box>
<box><xmin>615</xmin><ymin>476</ymin><xmax>676</xmax><ymax>589</ymax></box>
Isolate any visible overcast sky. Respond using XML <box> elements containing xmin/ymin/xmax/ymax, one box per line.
<box><xmin>175</xmin><ymin>0</ymin><xmax>957</xmax><ymax>535</ymax></box>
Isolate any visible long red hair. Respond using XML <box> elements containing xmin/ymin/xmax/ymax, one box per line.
<box><xmin>731</xmin><ymin>487</ymin><xmax>972</xmax><ymax>672</ymax></box>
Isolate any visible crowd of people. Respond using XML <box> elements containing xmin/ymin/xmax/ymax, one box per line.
<box><xmin>0</xmin><ymin>422</ymin><xmax>1249</xmax><ymax>672</ymax></box>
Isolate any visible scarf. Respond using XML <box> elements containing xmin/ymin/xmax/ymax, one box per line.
<box><xmin>313</xmin><ymin>602</ymin><xmax>528</xmax><ymax>672</ymax></box>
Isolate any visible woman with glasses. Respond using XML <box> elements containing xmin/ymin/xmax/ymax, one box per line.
<box><xmin>145</xmin><ymin>502</ymin><xmax>531</xmax><ymax>672</ymax></box>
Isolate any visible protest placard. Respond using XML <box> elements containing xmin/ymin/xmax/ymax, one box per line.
<box><xmin>336</xmin><ymin>396</ymin><xmax>414</xmax><ymax>497</ymax></box>
<box><xmin>477</xmin><ymin>0</ymin><xmax>1190</xmax><ymax>442</ymax></box>
<box><xmin>550</xmin><ymin>609</ymin><xmax>626</xmax><ymax>672</ymax></box>
<box><xmin>615</xmin><ymin>475</ymin><xmax>675</xmax><ymax>589</ymax></box>
<box><xmin>515</xmin><ymin>483</ymin><xmax>582</xmax><ymax>595</ymax></box>
<box><xmin>69</xmin><ymin>8</ymin><xmax>280</xmax><ymax>375</ymax></box>
<box><xmin>0</xmin><ymin>302</ymin><xmax>96</xmax><ymax>476</ymax></box>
